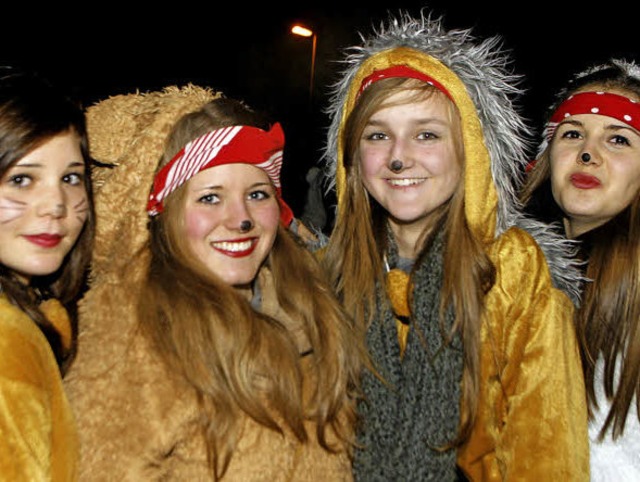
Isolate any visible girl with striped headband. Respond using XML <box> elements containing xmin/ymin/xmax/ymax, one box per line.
<box><xmin>64</xmin><ymin>91</ymin><xmax>366</xmax><ymax>481</ymax></box>
<box><xmin>521</xmin><ymin>58</ymin><xmax>640</xmax><ymax>481</ymax></box>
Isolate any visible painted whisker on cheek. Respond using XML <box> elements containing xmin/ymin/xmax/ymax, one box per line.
<box><xmin>0</xmin><ymin>197</ymin><xmax>26</xmax><ymax>223</ymax></box>
<box><xmin>72</xmin><ymin>198</ymin><xmax>89</xmax><ymax>217</ymax></box>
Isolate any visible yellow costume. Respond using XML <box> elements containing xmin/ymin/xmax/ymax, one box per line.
<box><xmin>324</xmin><ymin>13</ymin><xmax>589</xmax><ymax>481</ymax></box>
<box><xmin>0</xmin><ymin>295</ymin><xmax>78</xmax><ymax>481</ymax></box>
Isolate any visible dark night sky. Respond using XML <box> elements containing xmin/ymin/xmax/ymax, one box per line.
<box><xmin>2</xmin><ymin>3</ymin><xmax>637</xmax><ymax>216</ymax></box>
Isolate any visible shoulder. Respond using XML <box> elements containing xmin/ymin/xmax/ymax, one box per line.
<box><xmin>513</xmin><ymin>215</ymin><xmax>584</xmax><ymax>306</ymax></box>
<box><xmin>487</xmin><ymin>226</ymin><xmax>570</xmax><ymax>306</ymax></box>
<box><xmin>488</xmin><ymin>226</ymin><xmax>547</xmax><ymax>275</ymax></box>
<box><xmin>0</xmin><ymin>296</ymin><xmax>58</xmax><ymax>388</ymax></box>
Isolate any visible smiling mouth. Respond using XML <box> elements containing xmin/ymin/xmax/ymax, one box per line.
<box><xmin>387</xmin><ymin>178</ymin><xmax>425</xmax><ymax>187</ymax></box>
<box><xmin>211</xmin><ymin>238</ymin><xmax>257</xmax><ymax>257</ymax></box>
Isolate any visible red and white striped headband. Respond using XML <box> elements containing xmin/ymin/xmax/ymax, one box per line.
<box><xmin>358</xmin><ymin>65</ymin><xmax>453</xmax><ymax>101</ymax></box>
<box><xmin>147</xmin><ymin>122</ymin><xmax>293</xmax><ymax>226</ymax></box>
<box><xmin>544</xmin><ymin>91</ymin><xmax>640</xmax><ymax>141</ymax></box>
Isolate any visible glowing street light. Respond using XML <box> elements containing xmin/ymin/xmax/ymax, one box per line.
<box><xmin>291</xmin><ymin>24</ymin><xmax>317</xmax><ymax>105</ymax></box>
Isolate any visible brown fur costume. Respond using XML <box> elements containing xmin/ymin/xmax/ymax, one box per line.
<box><xmin>63</xmin><ymin>85</ymin><xmax>352</xmax><ymax>480</ymax></box>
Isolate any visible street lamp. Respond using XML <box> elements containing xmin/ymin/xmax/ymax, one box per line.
<box><xmin>291</xmin><ymin>24</ymin><xmax>317</xmax><ymax>105</ymax></box>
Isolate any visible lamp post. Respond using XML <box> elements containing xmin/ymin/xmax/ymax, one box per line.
<box><xmin>291</xmin><ymin>24</ymin><xmax>317</xmax><ymax>106</ymax></box>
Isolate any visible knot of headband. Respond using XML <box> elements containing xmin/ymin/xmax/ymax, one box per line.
<box><xmin>544</xmin><ymin>91</ymin><xmax>640</xmax><ymax>141</ymax></box>
<box><xmin>147</xmin><ymin>122</ymin><xmax>293</xmax><ymax>226</ymax></box>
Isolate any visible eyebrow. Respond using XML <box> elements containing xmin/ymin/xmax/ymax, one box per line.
<box><xmin>193</xmin><ymin>181</ymin><xmax>273</xmax><ymax>192</ymax></box>
<box><xmin>13</xmin><ymin>160</ymin><xmax>85</xmax><ymax>168</ymax></box>
<box><xmin>365</xmin><ymin>116</ymin><xmax>449</xmax><ymax>127</ymax></box>
<box><xmin>559</xmin><ymin>118</ymin><xmax>640</xmax><ymax>137</ymax></box>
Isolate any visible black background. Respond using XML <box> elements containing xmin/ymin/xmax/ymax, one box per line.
<box><xmin>3</xmin><ymin>3</ymin><xmax>637</xmax><ymax>217</ymax></box>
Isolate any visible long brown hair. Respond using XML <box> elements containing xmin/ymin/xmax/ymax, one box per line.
<box><xmin>520</xmin><ymin>60</ymin><xmax>640</xmax><ymax>439</ymax></box>
<box><xmin>322</xmin><ymin>78</ymin><xmax>495</xmax><ymax>445</ymax></box>
<box><xmin>137</xmin><ymin>97</ymin><xmax>364</xmax><ymax>478</ymax></box>
<box><xmin>0</xmin><ymin>67</ymin><xmax>95</xmax><ymax>373</ymax></box>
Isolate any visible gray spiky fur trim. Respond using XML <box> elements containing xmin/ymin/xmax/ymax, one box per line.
<box><xmin>322</xmin><ymin>9</ymin><xmax>584</xmax><ymax>305</ymax></box>
<box><xmin>323</xmin><ymin>10</ymin><xmax>530</xmax><ymax>235</ymax></box>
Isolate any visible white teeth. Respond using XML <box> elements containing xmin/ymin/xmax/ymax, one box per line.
<box><xmin>213</xmin><ymin>240</ymin><xmax>253</xmax><ymax>252</ymax></box>
<box><xmin>388</xmin><ymin>178</ymin><xmax>424</xmax><ymax>186</ymax></box>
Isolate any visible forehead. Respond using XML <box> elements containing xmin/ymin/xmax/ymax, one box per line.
<box><xmin>187</xmin><ymin>163</ymin><xmax>271</xmax><ymax>187</ymax></box>
<box><xmin>374</xmin><ymin>88</ymin><xmax>457</xmax><ymax>120</ymax></box>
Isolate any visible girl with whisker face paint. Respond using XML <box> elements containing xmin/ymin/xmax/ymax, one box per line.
<box><xmin>0</xmin><ymin>66</ymin><xmax>95</xmax><ymax>480</ymax></box>
<box><xmin>521</xmin><ymin>58</ymin><xmax>640</xmax><ymax>481</ymax></box>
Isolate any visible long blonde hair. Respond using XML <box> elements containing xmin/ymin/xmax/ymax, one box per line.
<box><xmin>520</xmin><ymin>60</ymin><xmax>640</xmax><ymax>439</ymax></box>
<box><xmin>137</xmin><ymin>98</ymin><xmax>363</xmax><ymax>478</ymax></box>
<box><xmin>322</xmin><ymin>78</ymin><xmax>495</xmax><ymax>444</ymax></box>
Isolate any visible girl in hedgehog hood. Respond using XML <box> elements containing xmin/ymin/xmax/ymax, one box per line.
<box><xmin>320</xmin><ymin>10</ymin><xmax>589</xmax><ymax>481</ymax></box>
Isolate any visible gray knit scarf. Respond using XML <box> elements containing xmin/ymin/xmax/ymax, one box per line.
<box><xmin>353</xmin><ymin>229</ymin><xmax>465</xmax><ymax>481</ymax></box>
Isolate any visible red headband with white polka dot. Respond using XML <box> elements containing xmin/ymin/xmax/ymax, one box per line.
<box><xmin>544</xmin><ymin>91</ymin><xmax>640</xmax><ymax>141</ymax></box>
<box><xmin>147</xmin><ymin>122</ymin><xmax>293</xmax><ymax>226</ymax></box>
<box><xmin>358</xmin><ymin>65</ymin><xmax>453</xmax><ymax>101</ymax></box>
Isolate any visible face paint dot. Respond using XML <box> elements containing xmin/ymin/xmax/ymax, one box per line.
<box><xmin>625</xmin><ymin>114</ymin><xmax>632</xmax><ymax>122</ymax></box>
<box><xmin>591</xmin><ymin>107</ymin><xmax>599</xmax><ymax>114</ymax></box>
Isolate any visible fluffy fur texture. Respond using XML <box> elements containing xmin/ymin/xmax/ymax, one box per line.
<box><xmin>86</xmin><ymin>85</ymin><xmax>219</xmax><ymax>284</ymax></box>
<box><xmin>63</xmin><ymin>85</ymin><xmax>220</xmax><ymax>480</ymax></box>
<box><xmin>65</xmin><ymin>85</ymin><xmax>357</xmax><ymax>480</ymax></box>
<box><xmin>322</xmin><ymin>10</ymin><xmax>584</xmax><ymax>305</ymax></box>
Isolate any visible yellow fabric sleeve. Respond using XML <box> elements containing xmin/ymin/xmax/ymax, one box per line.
<box><xmin>458</xmin><ymin>227</ymin><xmax>589</xmax><ymax>481</ymax></box>
<box><xmin>0</xmin><ymin>297</ymin><xmax>78</xmax><ymax>481</ymax></box>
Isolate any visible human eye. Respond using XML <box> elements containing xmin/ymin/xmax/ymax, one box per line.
<box><xmin>248</xmin><ymin>189</ymin><xmax>272</xmax><ymax>201</ymax></box>
<box><xmin>362</xmin><ymin>129</ymin><xmax>388</xmax><ymax>141</ymax></box>
<box><xmin>63</xmin><ymin>171</ymin><xmax>85</xmax><ymax>186</ymax></box>
<box><xmin>610</xmin><ymin>134</ymin><xmax>631</xmax><ymax>146</ymax></box>
<box><xmin>198</xmin><ymin>193</ymin><xmax>219</xmax><ymax>204</ymax></box>
<box><xmin>5</xmin><ymin>173</ymin><xmax>32</xmax><ymax>188</ymax></box>
<box><xmin>559</xmin><ymin>129</ymin><xmax>582</xmax><ymax>140</ymax></box>
<box><xmin>416</xmin><ymin>130</ymin><xmax>439</xmax><ymax>140</ymax></box>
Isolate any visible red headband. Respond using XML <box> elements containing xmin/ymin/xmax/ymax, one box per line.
<box><xmin>147</xmin><ymin>122</ymin><xmax>293</xmax><ymax>226</ymax></box>
<box><xmin>545</xmin><ymin>91</ymin><xmax>640</xmax><ymax>141</ymax></box>
<box><xmin>358</xmin><ymin>65</ymin><xmax>453</xmax><ymax>101</ymax></box>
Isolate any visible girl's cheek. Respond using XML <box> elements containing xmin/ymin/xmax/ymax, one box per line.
<box><xmin>255</xmin><ymin>202</ymin><xmax>280</xmax><ymax>230</ymax></box>
<box><xmin>183</xmin><ymin>209</ymin><xmax>215</xmax><ymax>239</ymax></box>
<box><xmin>0</xmin><ymin>196</ymin><xmax>26</xmax><ymax>223</ymax></box>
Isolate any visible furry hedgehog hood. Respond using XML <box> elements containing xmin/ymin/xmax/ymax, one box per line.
<box><xmin>323</xmin><ymin>10</ymin><xmax>528</xmax><ymax>244</ymax></box>
<box><xmin>323</xmin><ymin>10</ymin><xmax>584</xmax><ymax>305</ymax></box>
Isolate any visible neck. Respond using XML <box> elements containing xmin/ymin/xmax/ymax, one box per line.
<box><xmin>564</xmin><ymin>216</ymin><xmax>605</xmax><ymax>239</ymax></box>
<box><xmin>388</xmin><ymin>221</ymin><xmax>430</xmax><ymax>260</ymax></box>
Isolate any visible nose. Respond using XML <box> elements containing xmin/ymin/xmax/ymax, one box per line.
<box><xmin>577</xmin><ymin>140</ymin><xmax>601</xmax><ymax>167</ymax></box>
<box><xmin>225</xmin><ymin>198</ymin><xmax>254</xmax><ymax>232</ymax></box>
<box><xmin>37</xmin><ymin>184</ymin><xmax>67</xmax><ymax>218</ymax></box>
<box><xmin>388</xmin><ymin>140</ymin><xmax>414</xmax><ymax>172</ymax></box>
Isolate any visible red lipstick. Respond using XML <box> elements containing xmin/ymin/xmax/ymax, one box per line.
<box><xmin>212</xmin><ymin>237</ymin><xmax>257</xmax><ymax>258</ymax></box>
<box><xmin>570</xmin><ymin>173</ymin><xmax>601</xmax><ymax>189</ymax></box>
<box><xmin>24</xmin><ymin>234</ymin><xmax>62</xmax><ymax>248</ymax></box>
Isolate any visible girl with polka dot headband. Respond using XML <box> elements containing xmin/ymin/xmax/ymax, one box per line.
<box><xmin>520</xmin><ymin>58</ymin><xmax>640</xmax><ymax>481</ymax></box>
